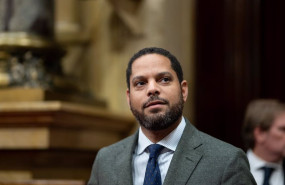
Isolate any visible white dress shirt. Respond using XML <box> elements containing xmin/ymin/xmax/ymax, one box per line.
<box><xmin>132</xmin><ymin>117</ymin><xmax>186</xmax><ymax>185</ymax></box>
<box><xmin>247</xmin><ymin>149</ymin><xmax>284</xmax><ymax>185</ymax></box>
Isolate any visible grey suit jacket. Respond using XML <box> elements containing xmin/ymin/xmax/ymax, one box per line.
<box><xmin>88</xmin><ymin>119</ymin><xmax>256</xmax><ymax>185</ymax></box>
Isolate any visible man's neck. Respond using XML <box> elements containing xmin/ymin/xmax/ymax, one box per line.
<box><xmin>141</xmin><ymin>117</ymin><xmax>182</xmax><ymax>143</ymax></box>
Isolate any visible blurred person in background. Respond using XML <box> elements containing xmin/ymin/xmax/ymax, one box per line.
<box><xmin>242</xmin><ymin>99</ymin><xmax>285</xmax><ymax>185</ymax></box>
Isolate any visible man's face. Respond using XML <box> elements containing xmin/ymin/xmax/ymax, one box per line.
<box><xmin>126</xmin><ymin>54</ymin><xmax>188</xmax><ymax>131</ymax></box>
<box><xmin>261</xmin><ymin>112</ymin><xmax>285</xmax><ymax>160</ymax></box>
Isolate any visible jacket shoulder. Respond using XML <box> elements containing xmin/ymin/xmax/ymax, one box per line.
<box><xmin>98</xmin><ymin>132</ymin><xmax>137</xmax><ymax>156</ymax></box>
<box><xmin>198</xmin><ymin>130</ymin><xmax>242</xmax><ymax>154</ymax></box>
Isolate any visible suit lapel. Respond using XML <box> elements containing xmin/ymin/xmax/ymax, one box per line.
<box><xmin>116</xmin><ymin>133</ymin><xmax>138</xmax><ymax>185</ymax></box>
<box><xmin>163</xmin><ymin>119</ymin><xmax>203</xmax><ymax>185</ymax></box>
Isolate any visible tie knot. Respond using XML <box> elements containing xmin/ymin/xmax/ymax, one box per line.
<box><xmin>148</xmin><ymin>144</ymin><xmax>164</xmax><ymax>158</ymax></box>
<box><xmin>261</xmin><ymin>166</ymin><xmax>275</xmax><ymax>185</ymax></box>
<box><xmin>262</xmin><ymin>166</ymin><xmax>275</xmax><ymax>175</ymax></box>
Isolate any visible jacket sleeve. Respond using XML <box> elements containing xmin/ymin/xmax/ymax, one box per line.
<box><xmin>221</xmin><ymin>149</ymin><xmax>256</xmax><ymax>185</ymax></box>
<box><xmin>87</xmin><ymin>149</ymin><xmax>102</xmax><ymax>185</ymax></box>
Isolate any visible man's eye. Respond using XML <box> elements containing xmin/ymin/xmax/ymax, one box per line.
<box><xmin>160</xmin><ymin>77</ymin><xmax>170</xmax><ymax>83</ymax></box>
<box><xmin>135</xmin><ymin>81</ymin><xmax>145</xmax><ymax>86</ymax></box>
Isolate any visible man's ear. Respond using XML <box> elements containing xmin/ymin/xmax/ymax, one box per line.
<box><xmin>254</xmin><ymin>126</ymin><xmax>267</xmax><ymax>144</ymax></box>
<box><xmin>126</xmin><ymin>89</ymin><xmax>130</xmax><ymax>108</ymax></box>
<box><xmin>181</xmin><ymin>80</ymin><xmax>188</xmax><ymax>102</ymax></box>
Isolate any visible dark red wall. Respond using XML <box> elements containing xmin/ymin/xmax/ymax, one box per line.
<box><xmin>194</xmin><ymin>0</ymin><xmax>285</xmax><ymax>149</ymax></box>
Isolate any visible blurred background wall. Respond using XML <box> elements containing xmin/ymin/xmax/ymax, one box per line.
<box><xmin>56</xmin><ymin>0</ymin><xmax>195</xmax><ymax>119</ymax></box>
<box><xmin>195</xmin><ymin>0</ymin><xmax>285</xmax><ymax>148</ymax></box>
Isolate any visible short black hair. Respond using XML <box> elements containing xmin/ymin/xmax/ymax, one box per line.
<box><xmin>126</xmin><ymin>47</ymin><xmax>184</xmax><ymax>89</ymax></box>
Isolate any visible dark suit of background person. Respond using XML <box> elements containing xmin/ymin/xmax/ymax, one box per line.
<box><xmin>88</xmin><ymin>47</ymin><xmax>256</xmax><ymax>185</ymax></box>
<box><xmin>242</xmin><ymin>99</ymin><xmax>285</xmax><ymax>185</ymax></box>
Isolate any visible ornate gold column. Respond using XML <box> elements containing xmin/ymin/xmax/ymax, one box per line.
<box><xmin>0</xmin><ymin>0</ymin><xmax>136</xmax><ymax>181</ymax></box>
<box><xmin>0</xmin><ymin>0</ymin><xmax>59</xmax><ymax>88</ymax></box>
<box><xmin>0</xmin><ymin>0</ymin><xmax>105</xmax><ymax>106</ymax></box>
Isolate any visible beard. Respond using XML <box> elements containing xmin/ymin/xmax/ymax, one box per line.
<box><xmin>130</xmin><ymin>92</ymin><xmax>184</xmax><ymax>131</ymax></box>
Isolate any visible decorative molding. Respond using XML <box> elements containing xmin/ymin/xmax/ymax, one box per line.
<box><xmin>0</xmin><ymin>100</ymin><xmax>136</xmax><ymax>150</ymax></box>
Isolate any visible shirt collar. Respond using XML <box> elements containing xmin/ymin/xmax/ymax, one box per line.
<box><xmin>247</xmin><ymin>149</ymin><xmax>282</xmax><ymax>170</ymax></box>
<box><xmin>136</xmin><ymin>116</ymin><xmax>186</xmax><ymax>155</ymax></box>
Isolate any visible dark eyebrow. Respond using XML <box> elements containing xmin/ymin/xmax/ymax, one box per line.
<box><xmin>131</xmin><ymin>76</ymin><xmax>144</xmax><ymax>84</ymax></box>
<box><xmin>157</xmin><ymin>72</ymin><xmax>174</xmax><ymax>78</ymax></box>
<box><xmin>131</xmin><ymin>72</ymin><xmax>174</xmax><ymax>84</ymax></box>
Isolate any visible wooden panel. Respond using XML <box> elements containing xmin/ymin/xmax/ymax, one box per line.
<box><xmin>0</xmin><ymin>100</ymin><xmax>136</xmax><ymax>180</ymax></box>
<box><xmin>0</xmin><ymin>149</ymin><xmax>96</xmax><ymax>180</ymax></box>
<box><xmin>260</xmin><ymin>0</ymin><xmax>285</xmax><ymax>100</ymax></box>
<box><xmin>0</xmin><ymin>101</ymin><xmax>136</xmax><ymax>150</ymax></box>
<box><xmin>0</xmin><ymin>128</ymin><xmax>49</xmax><ymax>149</ymax></box>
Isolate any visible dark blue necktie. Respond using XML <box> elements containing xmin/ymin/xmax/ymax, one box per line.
<box><xmin>143</xmin><ymin>144</ymin><xmax>164</xmax><ymax>185</ymax></box>
<box><xmin>262</xmin><ymin>166</ymin><xmax>275</xmax><ymax>185</ymax></box>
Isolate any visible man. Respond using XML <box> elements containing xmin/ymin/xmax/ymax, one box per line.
<box><xmin>88</xmin><ymin>47</ymin><xmax>256</xmax><ymax>185</ymax></box>
<box><xmin>242</xmin><ymin>99</ymin><xmax>285</xmax><ymax>185</ymax></box>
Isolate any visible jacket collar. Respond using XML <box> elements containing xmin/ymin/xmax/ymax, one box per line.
<box><xmin>163</xmin><ymin>119</ymin><xmax>203</xmax><ymax>185</ymax></box>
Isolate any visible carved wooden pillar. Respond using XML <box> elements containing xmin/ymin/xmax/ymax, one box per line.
<box><xmin>222</xmin><ymin>0</ymin><xmax>262</xmax><ymax>147</ymax></box>
<box><xmin>0</xmin><ymin>0</ymin><xmax>136</xmax><ymax>181</ymax></box>
<box><xmin>0</xmin><ymin>0</ymin><xmax>64</xmax><ymax>90</ymax></box>
<box><xmin>259</xmin><ymin>0</ymin><xmax>285</xmax><ymax>100</ymax></box>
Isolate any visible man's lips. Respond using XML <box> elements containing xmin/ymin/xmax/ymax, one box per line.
<box><xmin>144</xmin><ymin>100</ymin><xmax>167</xmax><ymax>108</ymax></box>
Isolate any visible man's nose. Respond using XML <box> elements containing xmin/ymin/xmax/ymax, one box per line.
<box><xmin>147</xmin><ymin>80</ymin><xmax>160</xmax><ymax>96</ymax></box>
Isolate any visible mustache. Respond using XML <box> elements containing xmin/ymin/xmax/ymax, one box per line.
<box><xmin>142</xmin><ymin>95</ymin><xmax>169</xmax><ymax>109</ymax></box>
